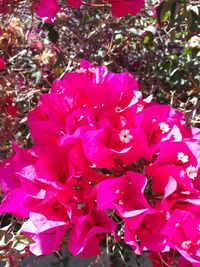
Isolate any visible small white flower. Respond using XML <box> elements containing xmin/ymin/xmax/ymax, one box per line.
<box><xmin>119</xmin><ymin>129</ymin><xmax>133</xmax><ymax>144</ymax></box>
<box><xmin>187</xmin><ymin>35</ymin><xmax>200</xmax><ymax>49</ymax></box>
<box><xmin>159</xmin><ymin>122</ymin><xmax>170</xmax><ymax>133</ymax></box>
<box><xmin>181</xmin><ymin>240</ymin><xmax>192</xmax><ymax>250</ymax></box>
<box><xmin>178</xmin><ymin>152</ymin><xmax>189</xmax><ymax>163</ymax></box>
<box><xmin>186</xmin><ymin>165</ymin><xmax>197</xmax><ymax>180</ymax></box>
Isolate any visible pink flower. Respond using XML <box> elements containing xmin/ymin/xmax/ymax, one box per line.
<box><xmin>97</xmin><ymin>171</ymin><xmax>150</xmax><ymax>218</ymax></box>
<box><xmin>32</xmin><ymin>140</ymin><xmax>89</xmax><ymax>188</ymax></box>
<box><xmin>22</xmin><ymin>212</ymin><xmax>69</xmax><ymax>255</ymax></box>
<box><xmin>82</xmin><ymin>125</ymin><xmax>149</xmax><ymax>168</ymax></box>
<box><xmin>68</xmin><ymin>210</ymin><xmax>116</xmax><ymax>257</ymax></box>
<box><xmin>110</xmin><ymin>0</ymin><xmax>144</xmax><ymax>18</ymax></box>
<box><xmin>0</xmin><ymin>0</ymin><xmax>144</xmax><ymax>19</ymax></box>
<box><xmin>28</xmin><ymin>61</ymin><xmax>144</xmax><ymax>169</ymax></box>
<box><xmin>0</xmin><ymin>145</ymin><xmax>44</xmax><ymax>217</ymax></box>
<box><xmin>162</xmin><ymin>209</ymin><xmax>200</xmax><ymax>265</ymax></box>
<box><xmin>0</xmin><ymin>188</ymin><xmax>45</xmax><ymax>218</ymax></box>
<box><xmin>57</xmin><ymin>168</ymin><xmax>106</xmax><ymax>223</ymax></box>
<box><xmin>137</xmin><ymin>103</ymin><xmax>188</xmax><ymax>154</ymax></box>
<box><xmin>124</xmin><ymin>211</ymin><xmax>168</xmax><ymax>254</ymax></box>
<box><xmin>34</xmin><ymin>0</ymin><xmax>60</xmax><ymax>23</ymax></box>
<box><xmin>0</xmin><ymin>60</ymin><xmax>200</xmax><ymax>263</ymax></box>
<box><xmin>0</xmin><ymin>144</ymin><xmax>38</xmax><ymax>194</ymax></box>
<box><xmin>0</xmin><ymin>56</ymin><xmax>5</xmax><ymax>70</ymax></box>
<box><xmin>145</xmin><ymin>140</ymin><xmax>200</xmax><ymax>210</ymax></box>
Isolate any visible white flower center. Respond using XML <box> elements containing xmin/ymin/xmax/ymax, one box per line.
<box><xmin>178</xmin><ymin>152</ymin><xmax>189</xmax><ymax>163</ymax></box>
<box><xmin>181</xmin><ymin>240</ymin><xmax>192</xmax><ymax>250</ymax></box>
<box><xmin>119</xmin><ymin>129</ymin><xmax>133</xmax><ymax>144</ymax></box>
<box><xmin>186</xmin><ymin>165</ymin><xmax>197</xmax><ymax>180</ymax></box>
<box><xmin>159</xmin><ymin>122</ymin><xmax>170</xmax><ymax>133</ymax></box>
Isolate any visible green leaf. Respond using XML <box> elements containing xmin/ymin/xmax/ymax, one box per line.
<box><xmin>143</xmin><ymin>35</ymin><xmax>150</xmax><ymax>45</ymax></box>
<box><xmin>156</xmin><ymin>1</ymin><xmax>172</xmax><ymax>24</ymax></box>
<box><xmin>182</xmin><ymin>48</ymin><xmax>192</xmax><ymax>56</ymax></box>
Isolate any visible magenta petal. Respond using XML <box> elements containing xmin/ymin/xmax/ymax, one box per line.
<box><xmin>111</xmin><ymin>0</ymin><xmax>144</xmax><ymax>18</ymax></box>
<box><xmin>22</xmin><ymin>212</ymin><xmax>68</xmax><ymax>255</ymax></box>
<box><xmin>67</xmin><ymin>0</ymin><xmax>81</xmax><ymax>8</ymax></box>
<box><xmin>0</xmin><ymin>56</ymin><xmax>5</xmax><ymax>70</ymax></box>
<box><xmin>68</xmin><ymin>211</ymin><xmax>116</xmax><ymax>257</ymax></box>
<box><xmin>34</xmin><ymin>0</ymin><xmax>60</xmax><ymax>23</ymax></box>
<box><xmin>0</xmin><ymin>189</ymin><xmax>43</xmax><ymax>218</ymax></box>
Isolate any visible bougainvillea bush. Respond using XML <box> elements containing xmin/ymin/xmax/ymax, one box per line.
<box><xmin>0</xmin><ymin>60</ymin><xmax>200</xmax><ymax>266</ymax></box>
<box><xmin>0</xmin><ymin>0</ymin><xmax>200</xmax><ymax>266</ymax></box>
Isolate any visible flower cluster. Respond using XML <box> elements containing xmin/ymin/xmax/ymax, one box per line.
<box><xmin>0</xmin><ymin>61</ymin><xmax>200</xmax><ymax>266</ymax></box>
<box><xmin>34</xmin><ymin>0</ymin><xmax>144</xmax><ymax>22</ymax></box>
<box><xmin>0</xmin><ymin>0</ymin><xmax>144</xmax><ymax>22</ymax></box>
